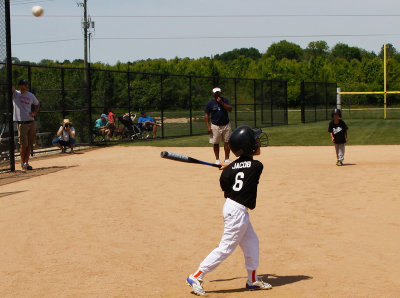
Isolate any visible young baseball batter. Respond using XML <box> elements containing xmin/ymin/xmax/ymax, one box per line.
<box><xmin>186</xmin><ymin>125</ymin><xmax>272</xmax><ymax>296</ymax></box>
<box><xmin>328</xmin><ymin>108</ymin><xmax>348</xmax><ymax>166</ymax></box>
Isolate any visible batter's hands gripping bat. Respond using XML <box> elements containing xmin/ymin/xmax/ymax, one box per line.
<box><xmin>160</xmin><ymin>151</ymin><xmax>222</xmax><ymax>168</ymax></box>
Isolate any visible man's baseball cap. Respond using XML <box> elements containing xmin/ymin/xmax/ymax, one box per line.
<box><xmin>100</xmin><ymin>113</ymin><xmax>107</xmax><ymax>119</ymax></box>
<box><xmin>18</xmin><ymin>79</ymin><xmax>28</xmax><ymax>85</ymax></box>
<box><xmin>212</xmin><ymin>87</ymin><xmax>221</xmax><ymax>93</ymax></box>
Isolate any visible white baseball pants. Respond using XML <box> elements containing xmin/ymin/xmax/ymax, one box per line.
<box><xmin>335</xmin><ymin>143</ymin><xmax>345</xmax><ymax>162</ymax></box>
<box><xmin>198</xmin><ymin>198</ymin><xmax>259</xmax><ymax>274</ymax></box>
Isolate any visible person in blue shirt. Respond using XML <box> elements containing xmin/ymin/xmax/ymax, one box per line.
<box><xmin>138</xmin><ymin>111</ymin><xmax>159</xmax><ymax>138</ymax></box>
<box><xmin>204</xmin><ymin>87</ymin><xmax>232</xmax><ymax>165</ymax></box>
<box><xmin>95</xmin><ymin>113</ymin><xmax>110</xmax><ymax>139</ymax></box>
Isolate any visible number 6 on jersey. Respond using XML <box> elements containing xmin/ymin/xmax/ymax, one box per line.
<box><xmin>232</xmin><ymin>172</ymin><xmax>244</xmax><ymax>191</ymax></box>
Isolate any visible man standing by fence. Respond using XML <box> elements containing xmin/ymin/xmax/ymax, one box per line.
<box><xmin>12</xmin><ymin>79</ymin><xmax>40</xmax><ymax>171</ymax></box>
<box><xmin>205</xmin><ymin>87</ymin><xmax>232</xmax><ymax>165</ymax></box>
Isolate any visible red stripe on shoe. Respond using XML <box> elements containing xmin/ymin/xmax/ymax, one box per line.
<box><xmin>194</xmin><ymin>270</ymin><xmax>202</xmax><ymax>278</ymax></box>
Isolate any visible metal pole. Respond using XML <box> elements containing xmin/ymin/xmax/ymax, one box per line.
<box><xmin>61</xmin><ymin>68</ymin><xmax>66</xmax><ymax>119</ymax></box>
<box><xmin>5</xmin><ymin>0</ymin><xmax>15</xmax><ymax>171</ymax></box>
<box><xmin>260</xmin><ymin>81</ymin><xmax>264</xmax><ymax>124</ymax></box>
<box><xmin>384</xmin><ymin>44</ymin><xmax>387</xmax><ymax>120</ymax></box>
<box><xmin>87</xmin><ymin>64</ymin><xmax>93</xmax><ymax>144</ymax></box>
<box><xmin>337</xmin><ymin>87</ymin><xmax>342</xmax><ymax>110</ymax></box>
<box><xmin>270</xmin><ymin>81</ymin><xmax>273</xmax><ymax>126</ymax></box>
<box><xmin>253</xmin><ymin>80</ymin><xmax>257</xmax><ymax>128</ymax></box>
<box><xmin>160</xmin><ymin>75</ymin><xmax>164</xmax><ymax>138</ymax></box>
<box><xmin>189</xmin><ymin>76</ymin><xmax>193</xmax><ymax>136</ymax></box>
<box><xmin>234</xmin><ymin>79</ymin><xmax>237</xmax><ymax>128</ymax></box>
<box><xmin>127</xmin><ymin>69</ymin><xmax>131</xmax><ymax>116</ymax></box>
<box><xmin>284</xmin><ymin>81</ymin><xmax>288</xmax><ymax>125</ymax></box>
<box><xmin>83</xmin><ymin>0</ymin><xmax>88</xmax><ymax>86</ymax></box>
<box><xmin>301</xmin><ymin>81</ymin><xmax>305</xmax><ymax>123</ymax></box>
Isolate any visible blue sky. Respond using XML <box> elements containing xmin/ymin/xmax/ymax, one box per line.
<box><xmin>9</xmin><ymin>0</ymin><xmax>400</xmax><ymax>64</ymax></box>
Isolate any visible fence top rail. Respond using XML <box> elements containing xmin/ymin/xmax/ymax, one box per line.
<box><xmin>301</xmin><ymin>81</ymin><xmax>337</xmax><ymax>85</ymax></box>
<box><xmin>2</xmin><ymin>62</ymin><xmax>287</xmax><ymax>83</ymax></box>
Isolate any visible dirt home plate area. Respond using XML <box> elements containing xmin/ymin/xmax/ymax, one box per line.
<box><xmin>0</xmin><ymin>145</ymin><xmax>399</xmax><ymax>297</ymax></box>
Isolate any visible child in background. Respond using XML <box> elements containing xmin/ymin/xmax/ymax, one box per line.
<box><xmin>328</xmin><ymin>108</ymin><xmax>348</xmax><ymax>166</ymax></box>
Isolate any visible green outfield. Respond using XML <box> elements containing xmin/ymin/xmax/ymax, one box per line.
<box><xmin>121</xmin><ymin>118</ymin><xmax>400</xmax><ymax>147</ymax></box>
<box><xmin>120</xmin><ymin>119</ymin><xmax>400</xmax><ymax>147</ymax></box>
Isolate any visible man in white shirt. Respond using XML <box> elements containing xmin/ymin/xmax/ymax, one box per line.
<box><xmin>12</xmin><ymin>79</ymin><xmax>40</xmax><ymax>171</ymax></box>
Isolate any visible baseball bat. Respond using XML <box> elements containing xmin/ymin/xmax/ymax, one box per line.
<box><xmin>160</xmin><ymin>151</ymin><xmax>222</xmax><ymax>168</ymax></box>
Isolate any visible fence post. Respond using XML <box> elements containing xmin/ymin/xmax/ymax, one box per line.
<box><xmin>314</xmin><ymin>82</ymin><xmax>317</xmax><ymax>122</ymax></box>
<box><xmin>270</xmin><ymin>81</ymin><xmax>273</xmax><ymax>126</ymax></box>
<box><xmin>253</xmin><ymin>80</ymin><xmax>257</xmax><ymax>128</ymax></box>
<box><xmin>160</xmin><ymin>74</ymin><xmax>164</xmax><ymax>138</ymax></box>
<box><xmin>325</xmin><ymin>82</ymin><xmax>328</xmax><ymax>120</ymax></box>
<box><xmin>61</xmin><ymin>68</ymin><xmax>66</xmax><ymax>119</ymax></box>
<box><xmin>189</xmin><ymin>76</ymin><xmax>192</xmax><ymax>136</ymax></box>
<box><xmin>87</xmin><ymin>63</ymin><xmax>93</xmax><ymax>144</ymax></box>
<box><xmin>5</xmin><ymin>0</ymin><xmax>15</xmax><ymax>171</ymax></box>
<box><xmin>28</xmin><ymin>65</ymin><xmax>32</xmax><ymax>90</ymax></box>
<box><xmin>284</xmin><ymin>80</ymin><xmax>288</xmax><ymax>125</ymax></box>
<box><xmin>234</xmin><ymin>78</ymin><xmax>237</xmax><ymax>128</ymax></box>
<box><xmin>301</xmin><ymin>81</ymin><xmax>305</xmax><ymax>123</ymax></box>
<box><xmin>127</xmin><ymin>70</ymin><xmax>131</xmax><ymax>116</ymax></box>
<box><xmin>337</xmin><ymin>87</ymin><xmax>341</xmax><ymax>110</ymax></box>
<box><xmin>260</xmin><ymin>81</ymin><xmax>264</xmax><ymax>124</ymax></box>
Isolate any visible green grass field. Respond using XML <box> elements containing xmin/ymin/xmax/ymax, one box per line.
<box><xmin>120</xmin><ymin>118</ymin><xmax>400</xmax><ymax>147</ymax></box>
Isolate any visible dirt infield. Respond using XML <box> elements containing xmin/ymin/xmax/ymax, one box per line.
<box><xmin>0</xmin><ymin>145</ymin><xmax>399</xmax><ymax>297</ymax></box>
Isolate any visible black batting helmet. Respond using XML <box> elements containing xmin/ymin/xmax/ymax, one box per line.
<box><xmin>331</xmin><ymin>108</ymin><xmax>342</xmax><ymax>118</ymax></box>
<box><xmin>229</xmin><ymin>125</ymin><xmax>262</xmax><ymax>157</ymax></box>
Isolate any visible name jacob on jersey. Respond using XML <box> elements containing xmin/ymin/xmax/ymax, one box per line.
<box><xmin>232</xmin><ymin>161</ymin><xmax>252</xmax><ymax>169</ymax></box>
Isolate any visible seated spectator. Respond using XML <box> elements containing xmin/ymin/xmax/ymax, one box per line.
<box><xmin>138</xmin><ymin>111</ymin><xmax>159</xmax><ymax>138</ymax></box>
<box><xmin>106</xmin><ymin>107</ymin><xmax>116</xmax><ymax>137</ymax></box>
<box><xmin>52</xmin><ymin>119</ymin><xmax>76</xmax><ymax>153</ymax></box>
<box><xmin>95</xmin><ymin>113</ymin><xmax>110</xmax><ymax>139</ymax></box>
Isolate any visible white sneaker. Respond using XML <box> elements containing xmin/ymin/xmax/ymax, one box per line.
<box><xmin>215</xmin><ymin>160</ymin><xmax>221</xmax><ymax>165</ymax></box>
<box><xmin>186</xmin><ymin>274</ymin><xmax>205</xmax><ymax>296</ymax></box>
<box><xmin>224</xmin><ymin>159</ymin><xmax>231</xmax><ymax>163</ymax></box>
<box><xmin>246</xmin><ymin>279</ymin><xmax>272</xmax><ymax>290</ymax></box>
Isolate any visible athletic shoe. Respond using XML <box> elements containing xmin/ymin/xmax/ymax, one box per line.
<box><xmin>61</xmin><ymin>147</ymin><xmax>66</xmax><ymax>153</ymax></box>
<box><xmin>70</xmin><ymin>149</ymin><xmax>75</xmax><ymax>154</ymax></box>
<box><xmin>246</xmin><ymin>279</ymin><xmax>272</xmax><ymax>290</ymax></box>
<box><xmin>186</xmin><ymin>274</ymin><xmax>205</xmax><ymax>296</ymax></box>
<box><xmin>224</xmin><ymin>159</ymin><xmax>231</xmax><ymax>163</ymax></box>
<box><xmin>338</xmin><ymin>161</ymin><xmax>343</xmax><ymax>166</ymax></box>
<box><xmin>25</xmin><ymin>163</ymin><xmax>33</xmax><ymax>170</ymax></box>
<box><xmin>215</xmin><ymin>160</ymin><xmax>221</xmax><ymax>165</ymax></box>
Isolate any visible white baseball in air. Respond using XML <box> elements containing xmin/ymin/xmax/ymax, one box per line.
<box><xmin>32</xmin><ymin>5</ymin><xmax>44</xmax><ymax>17</ymax></box>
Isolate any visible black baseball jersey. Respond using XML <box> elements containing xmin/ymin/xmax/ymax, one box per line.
<box><xmin>328</xmin><ymin>119</ymin><xmax>348</xmax><ymax>144</ymax></box>
<box><xmin>219</xmin><ymin>156</ymin><xmax>264</xmax><ymax>210</ymax></box>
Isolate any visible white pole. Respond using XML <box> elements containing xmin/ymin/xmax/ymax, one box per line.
<box><xmin>337</xmin><ymin>88</ymin><xmax>342</xmax><ymax>110</ymax></box>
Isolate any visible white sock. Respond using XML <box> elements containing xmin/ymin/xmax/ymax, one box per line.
<box><xmin>193</xmin><ymin>270</ymin><xmax>204</xmax><ymax>281</ymax></box>
<box><xmin>247</xmin><ymin>270</ymin><xmax>257</xmax><ymax>283</ymax></box>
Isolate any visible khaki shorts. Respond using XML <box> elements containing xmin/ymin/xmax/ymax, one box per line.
<box><xmin>18</xmin><ymin>121</ymin><xmax>36</xmax><ymax>147</ymax></box>
<box><xmin>209</xmin><ymin>123</ymin><xmax>231</xmax><ymax>144</ymax></box>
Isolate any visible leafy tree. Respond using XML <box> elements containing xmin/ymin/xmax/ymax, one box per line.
<box><xmin>305</xmin><ymin>41</ymin><xmax>329</xmax><ymax>59</ymax></box>
<box><xmin>331</xmin><ymin>43</ymin><xmax>362</xmax><ymax>61</ymax></box>
<box><xmin>265</xmin><ymin>40</ymin><xmax>303</xmax><ymax>61</ymax></box>
<box><xmin>214</xmin><ymin>47</ymin><xmax>261</xmax><ymax>62</ymax></box>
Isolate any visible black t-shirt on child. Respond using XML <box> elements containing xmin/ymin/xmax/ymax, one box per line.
<box><xmin>220</xmin><ymin>156</ymin><xmax>263</xmax><ymax>210</ymax></box>
<box><xmin>328</xmin><ymin>119</ymin><xmax>348</xmax><ymax>144</ymax></box>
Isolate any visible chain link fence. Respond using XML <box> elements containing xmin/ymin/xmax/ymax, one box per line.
<box><xmin>1</xmin><ymin>63</ymin><xmax>288</xmax><ymax>160</ymax></box>
<box><xmin>300</xmin><ymin>81</ymin><xmax>337</xmax><ymax>123</ymax></box>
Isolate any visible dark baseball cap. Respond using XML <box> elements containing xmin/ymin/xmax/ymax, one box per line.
<box><xmin>18</xmin><ymin>79</ymin><xmax>28</xmax><ymax>85</ymax></box>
